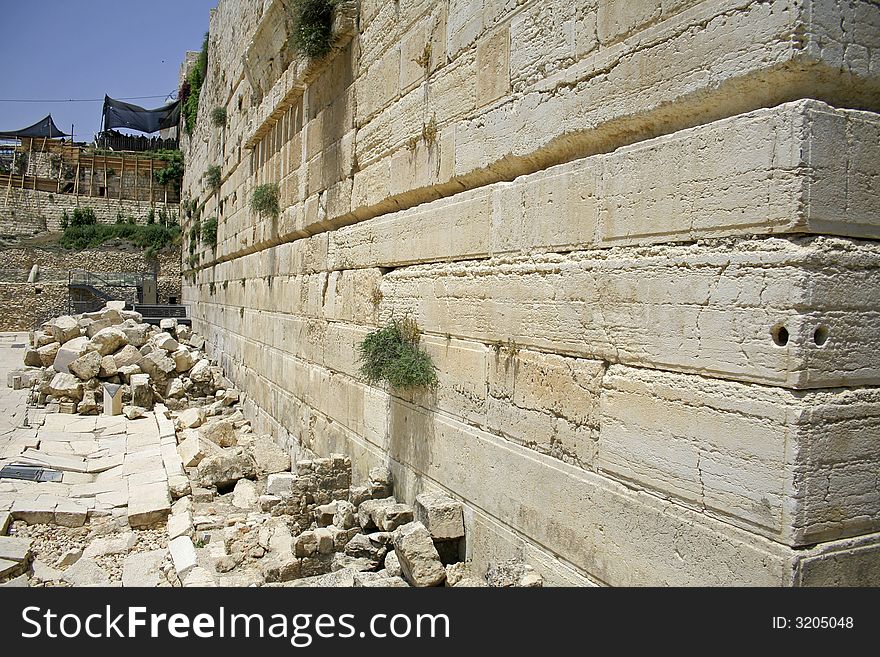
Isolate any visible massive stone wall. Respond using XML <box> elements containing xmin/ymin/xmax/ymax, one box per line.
<box><xmin>180</xmin><ymin>0</ymin><xmax>880</xmax><ymax>586</ymax></box>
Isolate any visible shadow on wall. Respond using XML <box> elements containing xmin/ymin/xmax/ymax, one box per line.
<box><xmin>387</xmin><ymin>391</ymin><xmax>437</xmax><ymax>500</ymax></box>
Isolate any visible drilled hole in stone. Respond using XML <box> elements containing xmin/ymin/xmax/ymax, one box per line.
<box><xmin>771</xmin><ymin>325</ymin><xmax>789</xmax><ymax>347</ymax></box>
<box><xmin>814</xmin><ymin>325</ymin><xmax>829</xmax><ymax>346</ymax></box>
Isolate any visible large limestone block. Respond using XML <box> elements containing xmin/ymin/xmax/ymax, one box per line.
<box><xmin>53</xmin><ymin>336</ymin><xmax>89</xmax><ymax>373</ymax></box>
<box><xmin>415</xmin><ymin>491</ymin><xmax>464</xmax><ymax>540</ymax></box>
<box><xmin>50</xmin><ymin>315</ymin><xmax>81</xmax><ymax>344</ymax></box>
<box><xmin>597</xmin><ymin>365</ymin><xmax>880</xmax><ymax>546</ymax></box>
<box><xmin>379</xmin><ymin>404</ymin><xmax>880</xmax><ymax>586</ymax></box>
<box><xmin>393</xmin><ymin>521</ymin><xmax>446</xmax><ymax>587</ymax></box>
<box><xmin>68</xmin><ymin>350</ymin><xmax>102</xmax><ymax>381</ymax></box>
<box><xmin>89</xmin><ymin>327</ymin><xmax>128</xmax><ymax>356</ymax></box>
<box><xmin>382</xmin><ymin>237</ymin><xmax>880</xmax><ymax>388</ymax></box>
<box><xmin>112</xmin><ymin>344</ymin><xmax>142</xmax><ymax>368</ymax></box>
<box><xmin>48</xmin><ymin>372</ymin><xmax>83</xmax><ymax>401</ymax></box>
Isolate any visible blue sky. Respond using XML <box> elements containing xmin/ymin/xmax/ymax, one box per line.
<box><xmin>0</xmin><ymin>0</ymin><xmax>217</xmax><ymax>141</ymax></box>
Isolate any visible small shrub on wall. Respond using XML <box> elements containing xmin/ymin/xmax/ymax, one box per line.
<box><xmin>211</xmin><ymin>106</ymin><xmax>228</xmax><ymax>128</ymax></box>
<box><xmin>251</xmin><ymin>183</ymin><xmax>280</xmax><ymax>219</ymax></box>
<box><xmin>357</xmin><ymin>317</ymin><xmax>438</xmax><ymax>390</ymax></box>
<box><xmin>201</xmin><ymin>216</ymin><xmax>218</xmax><ymax>246</ymax></box>
<box><xmin>205</xmin><ymin>165</ymin><xmax>222</xmax><ymax>191</ymax></box>
<box><xmin>289</xmin><ymin>0</ymin><xmax>338</xmax><ymax>59</ymax></box>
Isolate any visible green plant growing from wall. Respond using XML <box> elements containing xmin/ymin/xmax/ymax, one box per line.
<box><xmin>205</xmin><ymin>165</ymin><xmax>222</xmax><ymax>191</ymax></box>
<box><xmin>71</xmin><ymin>207</ymin><xmax>97</xmax><ymax>227</ymax></box>
<box><xmin>201</xmin><ymin>216</ymin><xmax>218</xmax><ymax>246</ymax></box>
<box><xmin>251</xmin><ymin>183</ymin><xmax>280</xmax><ymax>219</ymax></box>
<box><xmin>289</xmin><ymin>0</ymin><xmax>339</xmax><ymax>59</ymax></box>
<box><xmin>146</xmin><ymin>208</ymin><xmax>156</xmax><ymax>224</ymax></box>
<box><xmin>60</xmin><ymin>211</ymin><xmax>69</xmax><ymax>230</ymax></box>
<box><xmin>210</xmin><ymin>106</ymin><xmax>228</xmax><ymax>128</ymax></box>
<box><xmin>182</xmin><ymin>32</ymin><xmax>209</xmax><ymax>134</ymax></box>
<box><xmin>357</xmin><ymin>317</ymin><xmax>438</xmax><ymax>390</ymax></box>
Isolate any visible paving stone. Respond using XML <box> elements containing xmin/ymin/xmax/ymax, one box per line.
<box><xmin>169</xmin><ymin>536</ymin><xmax>198</xmax><ymax>577</ymax></box>
<box><xmin>127</xmin><ymin>481</ymin><xmax>171</xmax><ymax>527</ymax></box>
<box><xmin>54</xmin><ymin>501</ymin><xmax>88</xmax><ymax>528</ymax></box>
<box><xmin>167</xmin><ymin>511</ymin><xmax>193</xmax><ymax>540</ymax></box>
<box><xmin>182</xmin><ymin>566</ymin><xmax>216</xmax><ymax>587</ymax></box>
<box><xmin>0</xmin><ymin>511</ymin><xmax>11</xmax><ymax>535</ymax></box>
<box><xmin>10</xmin><ymin>499</ymin><xmax>56</xmax><ymax>524</ymax></box>
<box><xmin>0</xmin><ymin>536</ymin><xmax>32</xmax><ymax>562</ymax></box>
<box><xmin>122</xmin><ymin>549</ymin><xmax>166</xmax><ymax>587</ymax></box>
<box><xmin>32</xmin><ymin>559</ymin><xmax>63</xmax><ymax>582</ymax></box>
<box><xmin>83</xmin><ymin>532</ymin><xmax>137</xmax><ymax>558</ymax></box>
<box><xmin>62</xmin><ymin>557</ymin><xmax>111</xmax><ymax>587</ymax></box>
<box><xmin>0</xmin><ymin>573</ymin><xmax>29</xmax><ymax>587</ymax></box>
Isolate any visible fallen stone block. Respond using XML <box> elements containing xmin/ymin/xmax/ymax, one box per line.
<box><xmin>83</xmin><ymin>532</ymin><xmax>137</xmax><ymax>559</ymax></box>
<box><xmin>54</xmin><ymin>501</ymin><xmax>88</xmax><ymax>528</ymax></box>
<box><xmin>197</xmin><ymin>448</ymin><xmax>256</xmax><ymax>490</ymax></box>
<box><xmin>130</xmin><ymin>373</ymin><xmax>153</xmax><ymax>409</ymax></box>
<box><xmin>393</xmin><ymin>521</ymin><xmax>446</xmax><ymax>587</ymax></box>
<box><xmin>266</xmin><ymin>472</ymin><xmax>295</xmax><ymax>496</ymax></box>
<box><xmin>375</xmin><ymin>503</ymin><xmax>414</xmax><ymax>532</ymax></box>
<box><xmin>415</xmin><ymin>491</ymin><xmax>465</xmax><ymax>540</ymax></box>
<box><xmin>360</xmin><ymin>576</ymin><xmax>409</xmax><ymax>588</ymax></box>
<box><xmin>200</xmin><ymin>419</ymin><xmax>236</xmax><ymax>447</ymax></box>
<box><xmin>358</xmin><ymin>497</ymin><xmax>395</xmax><ymax>530</ymax></box>
<box><xmin>177</xmin><ymin>407</ymin><xmax>205</xmax><ymax>429</ymax></box>
<box><xmin>10</xmin><ymin>499</ymin><xmax>56</xmax><ymax>524</ymax></box>
<box><xmin>169</xmin><ymin>536</ymin><xmax>198</xmax><ymax>577</ymax></box>
<box><xmin>333</xmin><ymin>500</ymin><xmax>357</xmax><ymax>530</ymax></box>
<box><xmin>113</xmin><ymin>344</ymin><xmax>142</xmax><ymax>368</ymax></box>
<box><xmin>51</xmin><ymin>315</ymin><xmax>81</xmax><ymax>344</ymax></box>
<box><xmin>89</xmin><ymin>327</ymin><xmax>127</xmax><ymax>356</ymax></box>
<box><xmin>168</xmin><ymin>474</ymin><xmax>191</xmax><ymax>499</ymax></box>
<box><xmin>69</xmin><ymin>350</ymin><xmax>102</xmax><ymax>381</ymax></box>
<box><xmin>167</xmin><ymin>511</ymin><xmax>193</xmax><ymax>540</ymax></box>
<box><xmin>232</xmin><ymin>479</ymin><xmax>257</xmax><ymax>509</ymax></box>
<box><xmin>48</xmin><ymin>372</ymin><xmax>83</xmax><ymax>401</ymax></box>
<box><xmin>247</xmin><ymin>435</ymin><xmax>291</xmax><ymax>475</ymax></box>
<box><xmin>0</xmin><ymin>511</ymin><xmax>10</xmax><ymax>535</ymax></box>
<box><xmin>62</xmin><ymin>557</ymin><xmax>111</xmax><ymax>587</ymax></box>
<box><xmin>295</xmin><ymin>530</ymin><xmax>318</xmax><ymax>558</ymax></box>
<box><xmin>314</xmin><ymin>502</ymin><xmax>337</xmax><ymax>526</ymax></box>
<box><xmin>153</xmin><ymin>332</ymin><xmax>179</xmax><ymax>352</ymax></box>
<box><xmin>32</xmin><ymin>559</ymin><xmax>63</xmax><ymax>582</ymax></box>
<box><xmin>182</xmin><ymin>566</ymin><xmax>217</xmax><ymax>587</ymax></box>
<box><xmin>0</xmin><ymin>558</ymin><xmax>26</xmax><ymax>580</ymax></box>
<box><xmin>344</xmin><ymin>533</ymin><xmax>386</xmax><ymax>565</ymax></box>
<box><xmin>384</xmin><ymin>550</ymin><xmax>402</xmax><ymax>578</ymax></box>
<box><xmin>0</xmin><ymin>536</ymin><xmax>32</xmax><ymax>563</ymax></box>
<box><xmin>127</xmin><ymin>481</ymin><xmax>171</xmax><ymax>527</ymax></box>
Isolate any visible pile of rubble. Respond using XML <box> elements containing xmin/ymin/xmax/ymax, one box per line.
<box><xmin>162</xmin><ymin>451</ymin><xmax>542</xmax><ymax>588</ymax></box>
<box><xmin>15</xmin><ymin>301</ymin><xmax>228</xmax><ymax>418</ymax></box>
<box><xmin>3</xmin><ymin>302</ymin><xmax>544</xmax><ymax>588</ymax></box>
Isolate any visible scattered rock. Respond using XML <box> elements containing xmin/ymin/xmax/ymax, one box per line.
<box><xmin>486</xmin><ymin>560</ymin><xmax>543</xmax><ymax>588</ymax></box>
<box><xmin>232</xmin><ymin>479</ymin><xmax>258</xmax><ymax>509</ymax></box>
<box><xmin>247</xmin><ymin>436</ymin><xmax>291</xmax><ymax>475</ymax></box>
<box><xmin>62</xmin><ymin>557</ymin><xmax>111</xmax><ymax>587</ymax></box>
<box><xmin>197</xmin><ymin>448</ymin><xmax>256</xmax><ymax>489</ymax></box>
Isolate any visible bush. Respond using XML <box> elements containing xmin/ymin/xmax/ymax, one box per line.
<box><xmin>71</xmin><ymin>207</ymin><xmax>97</xmax><ymax>227</ymax></box>
<box><xmin>289</xmin><ymin>0</ymin><xmax>338</xmax><ymax>59</ymax></box>
<box><xmin>146</xmin><ymin>208</ymin><xmax>156</xmax><ymax>224</ymax></box>
<box><xmin>183</xmin><ymin>32</ymin><xmax>209</xmax><ymax>134</ymax></box>
<box><xmin>251</xmin><ymin>183</ymin><xmax>280</xmax><ymax>219</ymax></box>
<box><xmin>59</xmin><ymin>223</ymin><xmax>180</xmax><ymax>252</ymax></box>
<box><xmin>154</xmin><ymin>151</ymin><xmax>184</xmax><ymax>193</ymax></box>
<box><xmin>205</xmin><ymin>165</ymin><xmax>222</xmax><ymax>190</ymax></box>
<box><xmin>60</xmin><ymin>211</ymin><xmax>69</xmax><ymax>230</ymax></box>
<box><xmin>210</xmin><ymin>106</ymin><xmax>228</xmax><ymax>128</ymax></box>
<box><xmin>201</xmin><ymin>216</ymin><xmax>218</xmax><ymax>245</ymax></box>
<box><xmin>357</xmin><ymin>317</ymin><xmax>438</xmax><ymax>389</ymax></box>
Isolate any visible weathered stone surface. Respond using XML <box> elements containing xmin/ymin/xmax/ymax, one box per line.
<box><xmin>197</xmin><ymin>448</ymin><xmax>256</xmax><ymax>489</ymax></box>
<box><xmin>123</xmin><ymin>405</ymin><xmax>146</xmax><ymax>420</ymax></box>
<box><xmin>177</xmin><ymin>407</ymin><xmax>205</xmax><ymax>429</ymax></box>
<box><xmin>113</xmin><ymin>344</ymin><xmax>143</xmax><ymax>368</ymax></box>
<box><xmin>358</xmin><ymin>497</ymin><xmax>395</xmax><ymax>530</ymax></box>
<box><xmin>384</xmin><ymin>550</ymin><xmax>402</xmax><ymax>578</ymax></box>
<box><xmin>393</xmin><ymin>522</ymin><xmax>446</xmax><ymax>587</ymax></box>
<box><xmin>153</xmin><ymin>332</ymin><xmax>180</xmax><ymax>352</ymax></box>
<box><xmin>333</xmin><ymin>500</ymin><xmax>357</xmax><ymax>530</ymax></box>
<box><xmin>130</xmin><ymin>373</ymin><xmax>153</xmax><ymax>409</ymax></box>
<box><xmin>48</xmin><ymin>372</ymin><xmax>83</xmax><ymax>401</ymax></box>
<box><xmin>127</xmin><ymin>482</ymin><xmax>171</xmax><ymax>527</ymax></box>
<box><xmin>374</xmin><ymin>503</ymin><xmax>414</xmax><ymax>532</ymax></box>
<box><xmin>294</xmin><ymin>530</ymin><xmax>318</xmax><ymax>557</ymax></box>
<box><xmin>98</xmin><ymin>355</ymin><xmax>118</xmax><ymax>378</ymax></box>
<box><xmin>89</xmin><ymin>327</ymin><xmax>127</xmax><ymax>356</ymax></box>
<box><xmin>416</xmin><ymin>492</ymin><xmax>465</xmax><ymax>540</ymax></box>
<box><xmin>51</xmin><ymin>315</ymin><xmax>81</xmax><ymax>344</ymax></box>
<box><xmin>232</xmin><ymin>479</ymin><xmax>258</xmax><ymax>509</ymax></box>
<box><xmin>24</xmin><ymin>348</ymin><xmax>42</xmax><ymax>367</ymax></box>
<box><xmin>169</xmin><ymin>536</ymin><xmax>198</xmax><ymax>577</ymax></box>
<box><xmin>68</xmin><ymin>350</ymin><xmax>102</xmax><ymax>381</ymax></box>
<box><xmin>62</xmin><ymin>557</ymin><xmax>111</xmax><ymax>587</ymax></box>
<box><xmin>140</xmin><ymin>351</ymin><xmax>177</xmax><ymax>381</ymax></box>
<box><xmin>189</xmin><ymin>359</ymin><xmax>212</xmax><ymax>385</ymax></box>
<box><xmin>172</xmin><ymin>347</ymin><xmax>195</xmax><ymax>372</ymax></box>
<box><xmin>247</xmin><ymin>435</ymin><xmax>291</xmax><ymax>475</ymax></box>
<box><xmin>0</xmin><ymin>536</ymin><xmax>32</xmax><ymax>562</ymax></box>
<box><xmin>83</xmin><ymin>533</ymin><xmax>137</xmax><ymax>558</ymax></box>
<box><xmin>486</xmin><ymin>560</ymin><xmax>543</xmax><ymax>588</ymax></box>
<box><xmin>266</xmin><ymin>472</ymin><xmax>295</xmax><ymax>496</ymax></box>
<box><xmin>37</xmin><ymin>342</ymin><xmax>61</xmax><ymax>367</ymax></box>
<box><xmin>200</xmin><ymin>419</ymin><xmax>236</xmax><ymax>447</ymax></box>
<box><xmin>167</xmin><ymin>511</ymin><xmax>193</xmax><ymax>540</ymax></box>
<box><xmin>121</xmin><ymin>549</ymin><xmax>165</xmax><ymax>587</ymax></box>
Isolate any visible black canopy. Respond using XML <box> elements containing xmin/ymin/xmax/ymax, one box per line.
<box><xmin>0</xmin><ymin>114</ymin><xmax>68</xmax><ymax>139</ymax></box>
<box><xmin>102</xmin><ymin>96</ymin><xmax>180</xmax><ymax>134</ymax></box>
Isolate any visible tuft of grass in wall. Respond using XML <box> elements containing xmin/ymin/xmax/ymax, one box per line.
<box><xmin>288</xmin><ymin>0</ymin><xmax>339</xmax><ymax>59</ymax></box>
<box><xmin>60</xmin><ymin>211</ymin><xmax>70</xmax><ymax>230</ymax></box>
<box><xmin>205</xmin><ymin>165</ymin><xmax>222</xmax><ymax>191</ymax></box>
<box><xmin>146</xmin><ymin>209</ymin><xmax>156</xmax><ymax>224</ymax></box>
<box><xmin>210</xmin><ymin>106</ymin><xmax>228</xmax><ymax>128</ymax></box>
<box><xmin>357</xmin><ymin>317</ymin><xmax>438</xmax><ymax>390</ymax></box>
<box><xmin>201</xmin><ymin>216</ymin><xmax>218</xmax><ymax>247</ymax></box>
<box><xmin>251</xmin><ymin>183</ymin><xmax>280</xmax><ymax>219</ymax></box>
